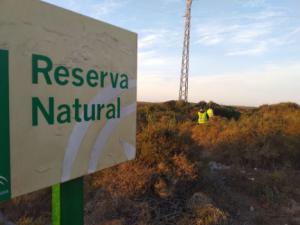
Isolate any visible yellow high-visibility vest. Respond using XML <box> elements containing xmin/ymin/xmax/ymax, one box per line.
<box><xmin>207</xmin><ymin>108</ymin><xmax>214</xmax><ymax>118</ymax></box>
<box><xmin>198</xmin><ymin>112</ymin><xmax>208</xmax><ymax>124</ymax></box>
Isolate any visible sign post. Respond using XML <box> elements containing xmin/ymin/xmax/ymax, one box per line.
<box><xmin>52</xmin><ymin>178</ymin><xmax>84</xmax><ymax>225</ymax></box>
<box><xmin>0</xmin><ymin>0</ymin><xmax>137</xmax><ymax>222</ymax></box>
<box><xmin>0</xmin><ymin>49</ymin><xmax>11</xmax><ymax>203</ymax></box>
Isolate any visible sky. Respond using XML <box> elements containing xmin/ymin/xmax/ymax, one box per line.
<box><xmin>42</xmin><ymin>0</ymin><xmax>300</xmax><ymax>106</ymax></box>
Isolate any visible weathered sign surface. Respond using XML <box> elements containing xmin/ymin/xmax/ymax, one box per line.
<box><xmin>0</xmin><ymin>0</ymin><xmax>137</xmax><ymax>202</ymax></box>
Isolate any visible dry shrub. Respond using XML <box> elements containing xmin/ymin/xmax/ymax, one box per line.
<box><xmin>0</xmin><ymin>189</ymin><xmax>50</xmax><ymax>225</ymax></box>
<box><xmin>150</xmin><ymin>154</ymin><xmax>197</xmax><ymax>200</ymax></box>
<box><xmin>186</xmin><ymin>192</ymin><xmax>213</xmax><ymax>210</ymax></box>
<box><xmin>172</xmin><ymin>154</ymin><xmax>196</xmax><ymax>179</ymax></box>
<box><xmin>137</xmin><ymin>119</ymin><xmax>190</xmax><ymax>164</ymax></box>
<box><xmin>245</xmin><ymin>170</ymin><xmax>287</xmax><ymax>202</ymax></box>
<box><xmin>100</xmin><ymin>219</ymin><xmax>125</xmax><ymax>225</ymax></box>
<box><xmin>153</xmin><ymin>176</ymin><xmax>174</xmax><ymax>199</ymax></box>
<box><xmin>191</xmin><ymin>117</ymin><xmax>228</xmax><ymax>151</ymax></box>
<box><xmin>194</xmin><ymin>206</ymin><xmax>228</xmax><ymax>225</ymax></box>
<box><xmin>2</xmin><ymin>101</ymin><xmax>299</xmax><ymax>224</ymax></box>
<box><xmin>178</xmin><ymin>206</ymin><xmax>228</xmax><ymax>225</ymax></box>
<box><xmin>86</xmin><ymin>198</ymin><xmax>152</xmax><ymax>225</ymax></box>
<box><xmin>90</xmin><ymin>161</ymin><xmax>154</xmax><ymax>198</ymax></box>
<box><xmin>16</xmin><ymin>217</ymin><xmax>34</xmax><ymax>225</ymax></box>
<box><xmin>191</xmin><ymin>103</ymin><xmax>300</xmax><ymax>168</ymax></box>
<box><xmin>16</xmin><ymin>216</ymin><xmax>48</xmax><ymax>225</ymax></box>
<box><xmin>137</xmin><ymin>104</ymin><xmax>149</xmax><ymax>132</ymax></box>
<box><xmin>224</xmin><ymin>168</ymin><xmax>289</xmax><ymax>204</ymax></box>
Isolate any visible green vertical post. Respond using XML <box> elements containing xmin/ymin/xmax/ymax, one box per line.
<box><xmin>52</xmin><ymin>177</ymin><xmax>84</xmax><ymax>225</ymax></box>
<box><xmin>0</xmin><ymin>49</ymin><xmax>11</xmax><ymax>203</ymax></box>
<box><xmin>52</xmin><ymin>184</ymin><xmax>61</xmax><ymax>225</ymax></box>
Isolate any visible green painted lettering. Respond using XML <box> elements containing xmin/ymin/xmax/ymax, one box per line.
<box><xmin>120</xmin><ymin>74</ymin><xmax>129</xmax><ymax>89</ymax></box>
<box><xmin>32</xmin><ymin>97</ymin><xmax>54</xmax><ymax>126</ymax></box>
<box><xmin>106</xmin><ymin>103</ymin><xmax>116</xmax><ymax>119</ymax></box>
<box><xmin>110</xmin><ymin>72</ymin><xmax>119</xmax><ymax>88</ymax></box>
<box><xmin>96</xmin><ymin>104</ymin><xmax>105</xmax><ymax>120</ymax></box>
<box><xmin>86</xmin><ymin>70</ymin><xmax>98</xmax><ymax>87</ymax></box>
<box><xmin>72</xmin><ymin>98</ymin><xmax>82</xmax><ymax>122</ymax></box>
<box><xmin>72</xmin><ymin>68</ymin><xmax>84</xmax><ymax>87</ymax></box>
<box><xmin>117</xmin><ymin>97</ymin><xmax>121</xmax><ymax>118</ymax></box>
<box><xmin>83</xmin><ymin>104</ymin><xmax>96</xmax><ymax>121</ymax></box>
<box><xmin>100</xmin><ymin>71</ymin><xmax>107</xmax><ymax>87</ymax></box>
<box><xmin>57</xmin><ymin>104</ymin><xmax>71</xmax><ymax>124</ymax></box>
<box><xmin>54</xmin><ymin>66</ymin><xmax>69</xmax><ymax>86</ymax></box>
<box><xmin>32</xmin><ymin>54</ymin><xmax>53</xmax><ymax>85</ymax></box>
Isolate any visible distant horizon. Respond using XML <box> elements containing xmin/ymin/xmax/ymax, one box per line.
<box><xmin>137</xmin><ymin>99</ymin><xmax>299</xmax><ymax>108</ymax></box>
<box><xmin>43</xmin><ymin>0</ymin><xmax>300</xmax><ymax>106</ymax></box>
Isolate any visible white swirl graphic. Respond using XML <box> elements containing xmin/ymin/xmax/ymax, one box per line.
<box><xmin>88</xmin><ymin>103</ymin><xmax>136</xmax><ymax>173</ymax></box>
<box><xmin>0</xmin><ymin>176</ymin><xmax>8</xmax><ymax>186</ymax></box>
<box><xmin>61</xmin><ymin>80</ymin><xmax>136</xmax><ymax>182</ymax></box>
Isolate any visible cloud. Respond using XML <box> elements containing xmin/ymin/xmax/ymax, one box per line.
<box><xmin>195</xmin><ymin>8</ymin><xmax>299</xmax><ymax>56</ymax></box>
<box><xmin>42</xmin><ymin>0</ymin><xmax>81</xmax><ymax>12</ymax></box>
<box><xmin>161</xmin><ymin>0</ymin><xmax>180</xmax><ymax>3</ymax></box>
<box><xmin>196</xmin><ymin>24</ymin><xmax>240</xmax><ymax>46</ymax></box>
<box><xmin>138</xmin><ymin>50</ymin><xmax>179</xmax><ymax>77</ymax></box>
<box><xmin>43</xmin><ymin>0</ymin><xmax>128</xmax><ymax>19</ymax></box>
<box><xmin>236</xmin><ymin>0</ymin><xmax>266</xmax><ymax>8</ymax></box>
<box><xmin>196</xmin><ymin>21</ymin><xmax>272</xmax><ymax>55</ymax></box>
<box><xmin>139</xmin><ymin>50</ymin><xmax>169</xmax><ymax>66</ymax></box>
<box><xmin>231</xmin><ymin>22</ymin><xmax>271</xmax><ymax>43</ymax></box>
<box><xmin>196</xmin><ymin>22</ymin><xmax>273</xmax><ymax>47</ymax></box>
<box><xmin>139</xmin><ymin>31</ymin><xmax>167</xmax><ymax>49</ymax></box>
<box><xmin>92</xmin><ymin>0</ymin><xmax>127</xmax><ymax>17</ymax></box>
<box><xmin>63</xmin><ymin>0</ymin><xmax>76</xmax><ymax>7</ymax></box>
<box><xmin>137</xmin><ymin>28</ymin><xmax>181</xmax><ymax>78</ymax></box>
<box><xmin>270</xmin><ymin>27</ymin><xmax>300</xmax><ymax>46</ymax></box>
<box><xmin>226</xmin><ymin>42</ymin><xmax>267</xmax><ymax>56</ymax></box>
<box><xmin>139</xmin><ymin>35</ymin><xmax>159</xmax><ymax>49</ymax></box>
<box><xmin>138</xmin><ymin>29</ymin><xmax>180</xmax><ymax>49</ymax></box>
<box><xmin>196</xmin><ymin>17</ymin><xmax>273</xmax><ymax>45</ymax></box>
<box><xmin>243</xmin><ymin>10</ymin><xmax>285</xmax><ymax>20</ymax></box>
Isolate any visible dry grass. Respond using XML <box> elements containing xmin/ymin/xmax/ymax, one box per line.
<box><xmin>190</xmin><ymin>103</ymin><xmax>300</xmax><ymax>168</ymax></box>
<box><xmin>16</xmin><ymin>216</ymin><xmax>48</xmax><ymax>225</ymax></box>
<box><xmin>1</xmin><ymin>101</ymin><xmax>300</xmax><ymax>225</ymax></box>
<box><xmin>178</xmin><ymin>206</ymin><xmax>229</xmax><ymax>225</ymax></box>
<box><xmin>89</xmin><ymin>161</ymin><xmax>154</xmax><ymax>199</ymax></box>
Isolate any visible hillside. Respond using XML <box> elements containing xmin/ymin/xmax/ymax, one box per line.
<box><xmin>1</xmin><ymin>101</ymin><xmax>300</xmax><ymax>225</ymax></box>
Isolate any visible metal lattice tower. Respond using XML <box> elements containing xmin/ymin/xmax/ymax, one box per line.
<box><xmin>179</xmin><ymin>0</ymin><xmax>193</xmax><ymax>102</ymax></box>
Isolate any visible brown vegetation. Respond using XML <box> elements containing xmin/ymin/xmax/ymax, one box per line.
<box><xmin>1</xmin><ymin>101</ymin><xmax>300</xmax><ymax>225</ymax></box>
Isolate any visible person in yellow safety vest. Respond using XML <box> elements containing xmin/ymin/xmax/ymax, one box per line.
<box><xmin>198</xmin><ymin>108</ymin><xmax>208</xmax><ymax>124</ymax></box>
<box><xmin>207</xmin><ymin>107</ymin><xmax>214</xmax><ymax>118</ymax></box>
